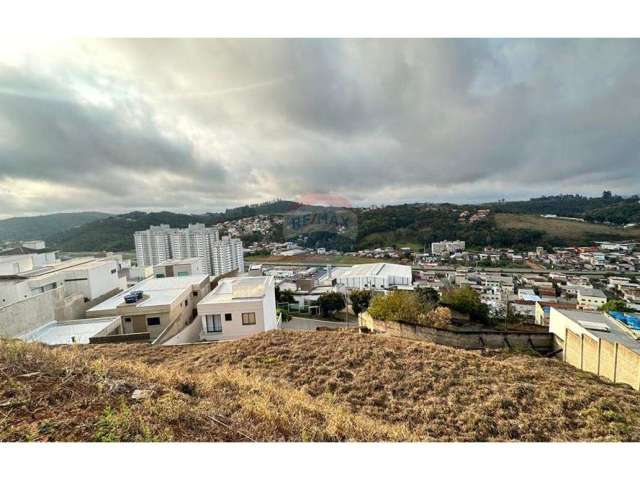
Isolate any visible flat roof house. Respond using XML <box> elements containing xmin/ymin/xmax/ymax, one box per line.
<box><xmin>87</xmin><ymin>274</ymin><xmax>210</xmax><ymax>341</ymax></box>
<box><xmin>153</xmin><ymin>257</ymin><xmax>205</xmax><ymax>278</ymax></box>
<box><xmin>577</xmin><ymin>287</ymin><xmax>607</xmax><ymax>310</ymax></box>
<box><xmin>197</xmin><ymin>276</ymin><xmax>277</xmax><ymax>341</ymax></box>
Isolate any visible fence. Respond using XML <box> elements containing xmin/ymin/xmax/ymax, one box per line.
<box><xmin>359</xmin><ymin>312</ymin><xmax>553</xmax><ymax>353</ymax></box>
<box><xmin>563</xmin><ymin>329</ymin><xmax>640</xmax><ymax>390</ymax></box>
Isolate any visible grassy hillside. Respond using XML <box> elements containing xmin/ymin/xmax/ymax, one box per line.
<box><xmin>3</xmin><ymin>330</ymin><xmax>640</xmax><ymax>441</ymax></box>
<box><xmin>0</xmin><ymin>212</ymin><xmax>110</xmax><ymax>242</ymax></box>
<box><xmin>495</xmin><ymin>213</ymin><xmax>640</xmax><ymax>244</ymax></box>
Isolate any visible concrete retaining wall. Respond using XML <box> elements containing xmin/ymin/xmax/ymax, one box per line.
<box><xmin>162</xmin><ymin>315</ymin><xmax>203</xmax><ymax>345</ymax></box>
<box><xmin>563</xmin><ymin>330</ymin><xmax>640</xmax><ymax>390</ymax></box>
<box><xmin>0</xmin><ymin>287</ymin><xmax>65</xmax><ymax>338</ymax></box>
<box><xmin>360</xmin><ymin>312</ymin><xmax>553</xmax><ymax>352</ymax></box>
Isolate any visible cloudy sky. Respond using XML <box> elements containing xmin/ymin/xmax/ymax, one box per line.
<box><xmin>1</xmin><ymin>38</ymin><xmax>639</xmax><ymax>218</ymax></box>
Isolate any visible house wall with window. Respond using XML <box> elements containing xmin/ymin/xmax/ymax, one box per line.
<box><xmin>197</xmin><ymin>276</ymin><xmax>276</xmax><ymax>342</ymax></box>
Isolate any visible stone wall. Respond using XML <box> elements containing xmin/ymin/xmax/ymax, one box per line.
<box><xmin>360</xmin><ymin>312</ymin><xmax>553</xmax><ymax>352</ymax></box>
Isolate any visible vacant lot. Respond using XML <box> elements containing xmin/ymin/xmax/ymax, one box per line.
<box><xmin>4</xmin><ymin>330</ymin><xmax>639</xmax><ymax>441</ymax></box>
<box><xmin>495</xmin><ymin>213</ymin><xmax>640</xmax><ymax>242</ymax></box>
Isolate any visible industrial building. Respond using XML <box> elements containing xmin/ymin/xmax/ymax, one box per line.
<box><xmin>321</xmin><ymin>263</ymin><xmax>412</xmax><ymax>290</ymax></box>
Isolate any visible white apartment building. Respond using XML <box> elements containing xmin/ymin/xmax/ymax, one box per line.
<box><xmin>134</xmin><ymin>223</ymin><xmax>244</xmax><ymax>277</ymax></box>
<box><xmin>431</xmin><ymin>240</ymin><xmax>466</xmax><ymax>256</ymax></box>
<box><xmin>197</xmin><ymin>276</ymin><xmax>277</xmax><ymax>341</ymax></box>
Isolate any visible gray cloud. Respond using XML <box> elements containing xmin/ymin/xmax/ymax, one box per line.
<box><xmin>1</xmin><ymin>39</ymin><xmax>640</xmax><ymax>217</ymax></box>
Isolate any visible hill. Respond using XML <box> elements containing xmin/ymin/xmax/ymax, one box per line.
<box><xmin>46</xmin><ymin>200</ymin><xmax>302</xmax><ymax>252</ymax></box>
<box><xmin>3</xmin><ymin>330</ymin><xmax>640</xmax><ymax>441</ymax></box>
<box><xmin>45</xmin><ymin>211</ymin><xmax>216</xmax><ymax>252</ymax></box>
<box><xmin>0</xmin><ymin>211</ymin><xmax>111</xmax><ymax>242</ymax></box>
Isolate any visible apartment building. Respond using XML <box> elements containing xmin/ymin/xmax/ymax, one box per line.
<box><xmin>87</xmin><ymin>274</ymin><xmax>210</xmax><ymax>340</ymax></box>
<box><xmin>431</xmin><ymin>240</ymin><xmax>465</xmax><ymax>256</ymax></box>
<box><xmin>134</xmin><ymin>223</ymin><xmax>244</xmax><ymax>276</ymax></box>
<box><xmin>197</xmin><ymin>276</ymin><xmax>277</xmax><ymax>341</ymax></box>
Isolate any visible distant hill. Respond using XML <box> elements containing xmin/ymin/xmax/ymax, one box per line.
<box><xmin>46</xmin><ymin>200</ymin><xmax>304</xmax><ymax>252</ymax></box>
<box><xmin>0</xmin><ymin>212</ymin><xmax>111</xmax><ymax>242</ymax></box>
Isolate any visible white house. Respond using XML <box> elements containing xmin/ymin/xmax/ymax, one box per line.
<box><xmin>197</xmin><ymin>276</ymin><xmax>277</xmax><ymax>341</ymax></box>
<box><xmin>577</xmin><ymin>287</ymin><xmax>607</xmax><ymax>310</ymax></box>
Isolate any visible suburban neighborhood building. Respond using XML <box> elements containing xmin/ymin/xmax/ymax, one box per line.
<box><xmin>197</xmin><ymin>275</ymin><xmax>277</xmax><ymax>341</ymax></box>
<box><xmin>153</xmin><ymin>257</ymin><xmax>205</xmax><ymax>278</ymax></box>
<box><xmin>577</xmin><ymin>287</ymin><xmax>607</xmax><ymax>310</ymax></box>
<box><xmin>87</xmin><ymin>274</ymin><xmax>211</xmax><ymax>341</ymax></box>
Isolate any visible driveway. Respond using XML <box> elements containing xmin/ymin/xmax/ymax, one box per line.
<box><xmin>282</xmin><ymin>317</ymin><xmax>358</xmax><ymax>331</ymax></box>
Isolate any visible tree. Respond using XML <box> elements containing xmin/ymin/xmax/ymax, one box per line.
<box><xmin>599</xmin><ymin>299</ymin><xmax>628</xmax><ymax>313</ymax></box>
<box><xmin>275</xmin><ymin>286</ymin><xmax>295</xmax><ymax>304</ymax></box>
<box><xmin>440</xmin><ymin>287</ymin><xmax>490</xmax><ymax>324</ymax></box>
<box><xmin>349</xmin><ymin>289</ymin><xmax>373</xmax><ymax>316</ymax></box>
<box><xmin>414</xmin><ymin>286</ymin><xmax>439</xmax><ymax>307</ymax></box>
<box><xmin>318</xmin><ymin>292</ymin><xmax>346</xmax><ymax>318</ymax></box>
<box><xmin>368</xmin><ymin>291</ymin><xmax>429</xmax><ymax>324</ymax></box>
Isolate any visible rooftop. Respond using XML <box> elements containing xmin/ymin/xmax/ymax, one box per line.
<box><xmin>88</xmin><ymin>274</ymin><xmax>208</xmax><ymax>312</ymax></box>
<box><xmin>20</xmin><ymin>317</ymin><xmax>120</xmax><ymax>345</ymax></box>
<box><xmin>333</xmin><ymin>263</ymin><xmax>412</xmax><ymax>279</ymax></box>
<box><xmin>0</xmin><ymin>246</ymin><xmax>58</xmax><ymax>256</ymax></box>
<box><xmin>578</xmin><ymin>287</ymin><xmax>607</xmax><ymax>298</ymax></box>
<box><xmin>199</xmin><ymin>276</ymin><xmax>272</xmax><ymax>305</ymax></box>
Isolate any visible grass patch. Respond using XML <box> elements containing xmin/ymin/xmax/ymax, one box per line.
<box><xmin>495</xmin><ymin>213</ymin><xmax>640</xmax><ymax>242</ymax></box>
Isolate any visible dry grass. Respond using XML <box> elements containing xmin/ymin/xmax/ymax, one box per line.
<box><xmin>495</xmin><ymin>213</ymin><xmax>640</xmax><ymax>241</ymax></box>
<box><xmin>0</xmin><ymin>337</ymin><xmax>410</xmax><ymax>442</ymax></box>
<box><xmin>3</xmin><ymin>330</ymin><xmax>640</xmax><ymax>441</ymax></box>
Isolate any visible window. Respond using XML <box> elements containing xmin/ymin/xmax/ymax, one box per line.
<box><xmin>242</xmin><ymin>312</ymin><xmax>256</xmax><ymax>325</ymax></box>
<box><xmin>124</xmin><ymin>317</ymin><xmax>132</xmax><ymax>323</ymax></box>
<box><xmin>147</xmin><ymin>317</ymin><xmax>161</xmax><ymax>326</ymax></box>
<box><xmin>110</xmin><ymin>269</ymin><xmax>117</xmax><ymax>274</ymax></box>
<box><xmin>193</xmin><ymin>291</ymin><xmax>198</xmax><ymax>297</ymax></box>
<box><xmin>206</xmin><ymin>314</ymin><xmax>222</xmax><ymax>333</ymax></box>
<box><xmin>225</xmin><ymin>313</ymin><xmax>232</xmax><ymax>322</ymax></box>
<box><xmin>184</xmin><ymin>299</ymin><xmax>188</xmax><ymax>307</ymax></box>
<box><xmin>177</xmin><ymin>271</ymin><xmax>188</xmax><ymax>277</ymax></box>
<box><xmin>156</xmin><ymin>273</ymin><xmax>165</xmax><ymax>278</ymax></box>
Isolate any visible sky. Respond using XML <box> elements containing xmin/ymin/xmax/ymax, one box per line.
<box><xmin>1</xmin><ymin>38</ymin><xmax>639</xmax><ymax>219</ymax></box>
